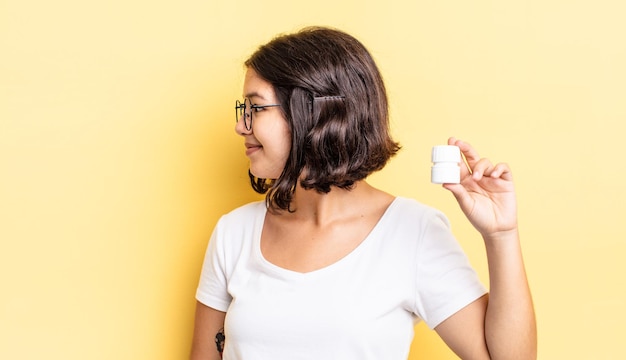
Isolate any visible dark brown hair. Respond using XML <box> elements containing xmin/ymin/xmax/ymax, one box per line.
<box><xmin>244</xmin><ymin>27</ymin><xmax>400</xmax><ymax>211</ymax></box>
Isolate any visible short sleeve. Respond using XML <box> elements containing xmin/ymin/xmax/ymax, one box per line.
<box><xmin>195</xmin><ymin>219</ymin><xmax>232</xmax><ymax>312</ymax></box>
<box><xmin>413</xmin><ymin>210</ymin><xmax>487</xmax><ymax>329</ymax></box>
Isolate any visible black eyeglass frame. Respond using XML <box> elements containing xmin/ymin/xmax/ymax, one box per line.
<box><xmin>235</xmin><ymin>98</ymin><xmax>281</xmax><ymax>131</ymax></box>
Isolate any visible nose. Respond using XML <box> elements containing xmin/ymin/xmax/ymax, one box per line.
<box><xmin>235</xmin><ymin>114</ymin><xmax>251</xmax><ymax>136</ymax></box>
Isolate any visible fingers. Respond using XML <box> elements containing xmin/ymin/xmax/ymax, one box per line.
<box><xmin>488</xmin><ymin>162</ymin><xmax>513</xmax><ymax>181</ymax></box>
<box><xmin>470</xmin><ymin>158</ymin><xmax>513</xmax><ymax>181</ymax></box>
<box><xmin>471</xmin><ymin>158</ymin><xmax>493</xmax><ymax>180</ymax></box>
<box><xmin>448</xmin><ymin>137</ymin><xmax>481</xmax><ymax>177</ymax></box>
<box><xmin>446</xmin><ymin>137</ymin><xmax>513</xmax><ymax>181</ymax></box>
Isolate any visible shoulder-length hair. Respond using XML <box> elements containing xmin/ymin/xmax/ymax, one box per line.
<box><xmin>245</xmin><ymin>27</ymin><xmax>400</xmax><ymax>212</ymax></box>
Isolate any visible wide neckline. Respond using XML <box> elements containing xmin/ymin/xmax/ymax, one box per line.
<box><xmin>252</xmin><ymin>197</ymin><xmax>400</xmax><ymax>279</ymax></box>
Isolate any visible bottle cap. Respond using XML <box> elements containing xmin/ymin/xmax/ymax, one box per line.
<box><xmin>431</xmin><ymin>145</ymin><xmax>461</xmax><ymax>163</ymax></box>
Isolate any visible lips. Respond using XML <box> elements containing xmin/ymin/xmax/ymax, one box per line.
<box><xmin>245</xmin><ymin>142</ymin><xmax>262</xmax><ymax>156</ymax></box>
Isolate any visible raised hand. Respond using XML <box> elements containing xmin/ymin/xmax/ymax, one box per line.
<box><xmin>442</xmin><ymin>137</ymin><xmax>518</xmax><ymax>239</ymax></box>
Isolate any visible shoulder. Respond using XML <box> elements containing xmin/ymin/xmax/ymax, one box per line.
<box><xmin>374</xmin><ymin>197</ymin><xmax>453</xmax><ymax>251</ymax></box>
<box><xmin>217</xmin><ymin>201</ymin><xmax>266</xmax><ymax>226</ymax></box>
<box><xmin>388</xmin><ymin>196</ymin><xmax>450</xmax><ymax>227</ymax></box>
<box><xmin>211</xmin><ymin>201</ymin><xmax>266</xmax><ymax>246</ymax></box>
<box><xmin>209</xmin><ymin>201</ymin><xmax>266</xmax><ymax>254</ymax></box>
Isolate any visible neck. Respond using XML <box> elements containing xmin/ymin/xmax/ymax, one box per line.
<box><xmin>286</xmin><ymin>181</ymin><xmax>383</xmax><ymax>226</ymax></box>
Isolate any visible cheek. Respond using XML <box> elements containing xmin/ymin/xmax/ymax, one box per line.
<box><xmin>269</xmin><ymin>132</ymin><xmax>291</xmax><ymax>172</ymax></box>
<box><xmin>278</xmin><ymin>131</ymin><xmax>292</xmax><ymax>162</ymax></box>
<box><xmin>264</xmin><ymin>122</ymin><xmax>291</xmax><ymax>157</ymax></box>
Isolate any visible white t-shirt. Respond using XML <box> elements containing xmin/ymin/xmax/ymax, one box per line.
<box><xmin>196</xmin><ymin>197</ymin><xmax>486</xmax><ymax>360</ymax></box>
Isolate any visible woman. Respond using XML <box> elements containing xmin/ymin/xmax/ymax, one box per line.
<box><xmin>191</xmin><ymin>27</ymin><xmax>536</xmax><ymax>359</ymax></box>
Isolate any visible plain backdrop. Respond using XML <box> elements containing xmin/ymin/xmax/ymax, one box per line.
<box><xmin>2</xmin><ymin>0</ymin><xmax>625</xmax><ymax>358</ymax></box>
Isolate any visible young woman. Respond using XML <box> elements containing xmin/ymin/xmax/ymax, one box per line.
<box><xmin>191</xmin><ymin>27</ymin><xmax>536</xmax><ymax>360</ymax></box>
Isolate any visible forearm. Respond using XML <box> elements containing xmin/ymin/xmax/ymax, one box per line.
<box><xmin>484</xmin><ymin>229</ymin><xmax>537</xmax><ymax>359</ymax></box>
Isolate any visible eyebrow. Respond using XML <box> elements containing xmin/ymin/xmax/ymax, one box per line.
<box><xmin>243</xmin><ymin>91</ymin><xmax>267</xmax><ymax>101</ymax></box>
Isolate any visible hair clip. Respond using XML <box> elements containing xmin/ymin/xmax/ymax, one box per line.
<box><xmin>313</xmin><ymin>95</ymin><xmax>346</xmax><ymax>101</ymax></box>
<box><xmin>308</xmin><ymin>95</ymin><xmax>346</xmax><ymax>112</ymax></box>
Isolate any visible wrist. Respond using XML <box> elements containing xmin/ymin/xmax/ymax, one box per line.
<box><xmin>482</xmin><ymin>227</ymin><xmax>520</xmax><ymax>245</ymax></box>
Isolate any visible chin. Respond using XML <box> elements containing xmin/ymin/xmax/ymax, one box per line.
<box><xmin>248</xmin><ymin>160</ymin><xmax>283</xmax><ymax>178</ymax></box>
<box><xmin>249</xmin><ymin>167</ymin><xmax>278</xmax><ymax>180</ymax></box>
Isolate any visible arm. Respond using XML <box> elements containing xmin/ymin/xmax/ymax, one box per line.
<box><xmin>190</xmin><ymin>301</ymin><xmax>226</xmax><ymax>360</ymax></box>
<box><xmin>435</xmin><ymin>138</ymin><xmax>537</xmax><ymax>360</ymax></box>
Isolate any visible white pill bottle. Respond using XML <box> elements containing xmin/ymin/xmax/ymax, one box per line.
<box><xmin>431</xmin><ymin>145</ymin><xmax>461</xmax><ymax>184</ymax></box>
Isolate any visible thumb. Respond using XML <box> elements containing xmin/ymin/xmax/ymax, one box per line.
<box><xmin>442</xmin><ymin>183</ymin><xmax>472</xmax><ymax>213</ymax></box>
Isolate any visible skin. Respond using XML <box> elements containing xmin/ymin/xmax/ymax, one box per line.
<box><xmin>190</xmin><ymin>70</ymin><xmax>537</xmax><ymax>360</ymax></box>
<box><xmin>235</xmin><ymin>68</ymin><xmax>291</xmax><ymax>180</ymax></box>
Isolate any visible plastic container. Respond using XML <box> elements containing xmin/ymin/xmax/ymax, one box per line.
<box><xmin>431</xmin><ymin>145</ymin><xmax>461</xmax><ymax>184</ymax></box>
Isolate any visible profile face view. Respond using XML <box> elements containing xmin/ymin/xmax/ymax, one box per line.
<box><xmin>235</xmin><ymin>68</ymin><xmax>291</xmax><ymax>181</ymax></box>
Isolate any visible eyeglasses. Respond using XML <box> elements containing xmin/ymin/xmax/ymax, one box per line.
<box><xmin>235</xmin><ymin>98</ymin><xmax>281</xmax><ymax>131</ymax></box>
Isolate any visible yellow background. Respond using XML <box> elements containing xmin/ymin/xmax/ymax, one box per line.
<box><xmin>2</xmin><ymin>0</ymin><xmax>625</xmax><ymax>359</ymax></box>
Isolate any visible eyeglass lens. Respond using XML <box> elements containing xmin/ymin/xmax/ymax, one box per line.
<box><xmin>235</xmin><ymin>99</ymin><xmax>252</xmax><ymax>130</ymax></box>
